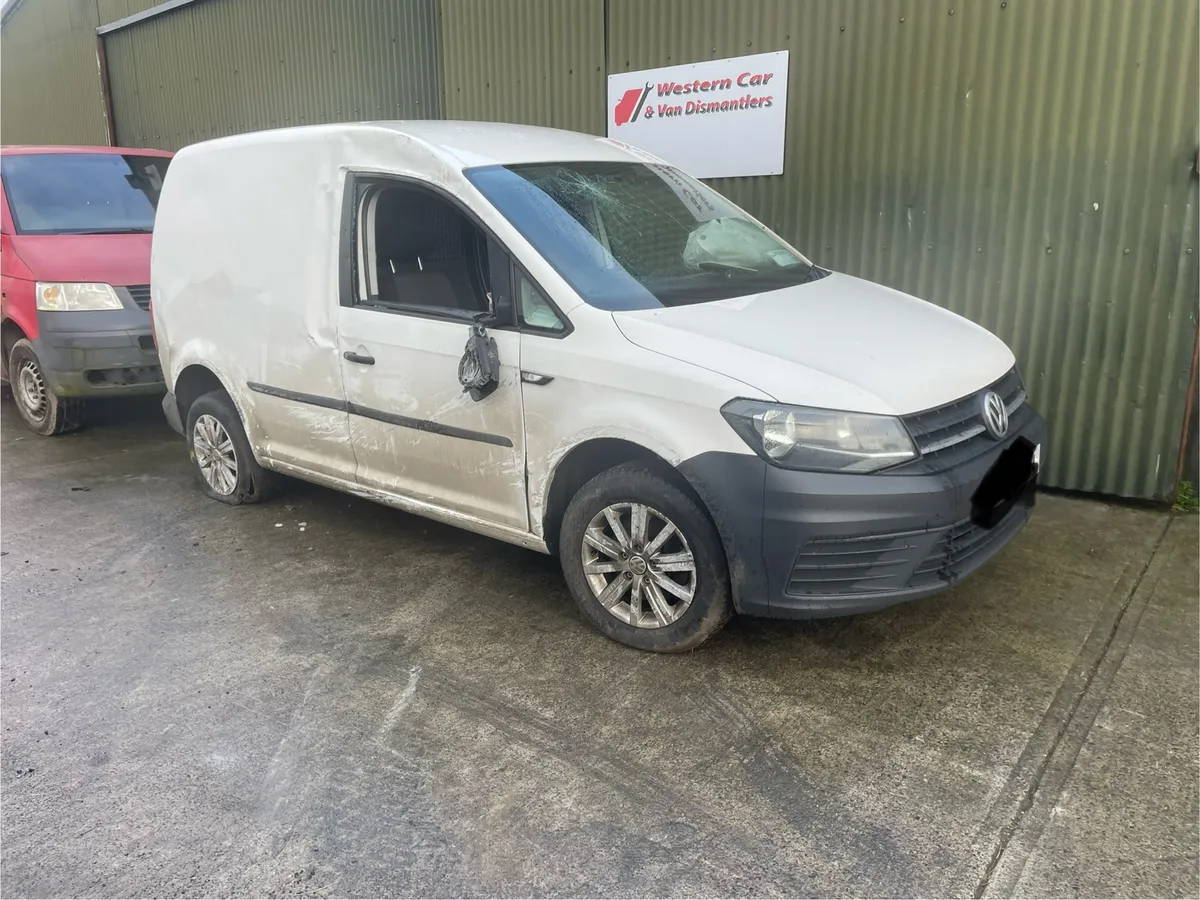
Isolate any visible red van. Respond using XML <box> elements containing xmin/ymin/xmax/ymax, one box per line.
<box><xmin>0</xmin><ymin>145</ymin><xmax>173</xmax><ymax>434</ymax></box>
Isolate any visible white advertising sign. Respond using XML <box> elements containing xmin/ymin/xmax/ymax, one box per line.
<box><xmin>606</xmin><ymin>51</ymin><xmax>789</xmax><ymax>179</ymax></box>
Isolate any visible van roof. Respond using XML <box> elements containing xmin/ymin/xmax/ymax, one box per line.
<box><xmin>177</xmin><ymin>121</ymin><xmax>655</xmax><ymax>170</ymax></box>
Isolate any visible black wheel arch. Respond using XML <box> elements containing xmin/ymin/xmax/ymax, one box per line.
<box><xmin>173</xmin><ymin>364</ymin><xmax>231</xmax><ymax>423</ymax></box>
<box><xmin>540</xmin><ymin>437</ymin><xmax>766</xmax><ymax>616</ymax></box>
<box><xmin>1</xmin><ymin>318</ymin><xmax>28</xmax><ymax>381</ymax></box>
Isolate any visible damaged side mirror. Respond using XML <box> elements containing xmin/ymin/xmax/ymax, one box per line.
<box><xmin>457</xmin><ymin>316</ymin><xmax>501</xmax><ymax>402</ymax></box>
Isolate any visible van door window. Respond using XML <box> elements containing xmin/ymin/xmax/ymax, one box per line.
<box><xmin>357</xmin><ymin>184</ymin><xmax>493</xmax><ymax>318</ymax></box>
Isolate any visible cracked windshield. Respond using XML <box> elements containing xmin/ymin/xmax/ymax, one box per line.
<box><xmin>467</xmin><ymin>160</ymin><xmax>821</xmax><ymax>309</ymax></box>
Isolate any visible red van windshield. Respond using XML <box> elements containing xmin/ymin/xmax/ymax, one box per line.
<box><xmin>1</xmin><ymin>153</ymin><xmax>171</xmax><ymax>236</ymax></box>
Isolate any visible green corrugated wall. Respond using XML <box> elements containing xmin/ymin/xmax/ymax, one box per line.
<box><xmin>439</xmin><ymin>0</ymin><xmax>605</xmax><ymax>135</ymax></box>
<box><xmin>1</xmin><ymin>0</ymin><xmax>1196</xmax><ymax>499</ymax></box>
<box><xmin>102</xmin><ymin>0</ymin><xmax>440</xmax><ymax>149</ymax></box>
<box><xmin>0</xmin><ymin>0</ymin><xmax>161</xmax><ymax>144</ymax></box>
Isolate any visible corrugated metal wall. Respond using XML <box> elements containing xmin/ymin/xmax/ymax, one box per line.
<box><xmin>602</xmin><ymin>0</ymin><xmax>1198</xmax><ymax>500</ymax></box>
<box><xmin>0</xmin><ymin>0</ymin><xmax>160</xmax><ymax>145</ymax></box>
<box><xmin>103</xmin><ymin>0</ymin><xmax>441</xmax><ymax>150</ymax></box>
<box><xmin>439</xmin><ymin>0</ymin><xmax>605</xmax><ymax>135</ymax></box>
<box><xmin>96</xmin><ymin>0</ymin><xmax>169</xmax><ymax>21</ymax></box>
<box><xmin>2</xmin><ymin>0</ymin><xmax>1195</xmax><ymax>499</ymax></box>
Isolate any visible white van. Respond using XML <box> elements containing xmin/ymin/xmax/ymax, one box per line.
<box><xmin>153</xmin><ymin>122</ymin><xmax>1043</xmax><ymax>652</ymax></box>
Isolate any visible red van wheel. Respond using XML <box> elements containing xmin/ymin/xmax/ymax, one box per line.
<box><xmin>8</xmin><ymin>339</ymin><xmax>84</xmax><ymax>436</ymax></box>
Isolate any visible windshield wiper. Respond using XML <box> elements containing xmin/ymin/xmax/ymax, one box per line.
<box><xmin>56</xmin><ymin>226</ymin><xmax>154</xmax><ymax>235</ymax></box>
<box><xmin>694</xmin><ymin>260</ymin><xmax>758</xmax><ymax>274</ymax></box>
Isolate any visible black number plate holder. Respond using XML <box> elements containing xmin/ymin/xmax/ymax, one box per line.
<box><xmin>970</xmin><ymin>436</ymin><xmax>1038</xmax><ymax>529</ymax></box>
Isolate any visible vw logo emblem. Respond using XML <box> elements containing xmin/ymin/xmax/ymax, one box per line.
<box><xmin>981</xmin><ymin>390</ymin><xmax>1009</xmax><ymax>439</ymax></box>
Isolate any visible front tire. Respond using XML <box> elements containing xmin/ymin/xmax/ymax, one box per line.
<box><xmin>186</xmin><ymin>390</ymin><xmax>276</xmax><ymax>505</ymax></box>
<box><xmin>559</xmin><ymin>462</ymin><xmax>733</xmax><ymax>652</ymax></box>
<box><xmin>8</xmin><ymin>339</ymin><xmax>84</xmax><ymax>436</ymax></box>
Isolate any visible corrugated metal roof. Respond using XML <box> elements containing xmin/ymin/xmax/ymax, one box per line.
<box><xmin>102</xmin><ymin>0</ymin><xmax>441</xmax><ymax>151</ymax></box>
<box><xmin>95</xmin><ymin>0</ymin><xmax>189</xmax><ymax>27</ymax></box>
<box><xmin>440</xmin><ymin>0</ymin><xmax>606</xmax><ymax>135</ymax></box>
<box><xmin>605</xmin><ymin>0</ymin><xmax>1199</xmax><ymax>499</ymax></box>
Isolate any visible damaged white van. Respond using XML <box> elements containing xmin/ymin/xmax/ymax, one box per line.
<box><xmin>152</xmin><ymin>122</ymin><xmax>1044</xmax><ymax>652</ymax></box>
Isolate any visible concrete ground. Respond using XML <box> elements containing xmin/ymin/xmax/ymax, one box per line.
<box><xmin>1</xmin><ymin>397</ymin><xmax>1196</xmax><ymax>899</ymax></box>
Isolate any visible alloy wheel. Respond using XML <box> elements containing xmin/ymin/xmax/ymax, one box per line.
<box><xmin>581</xmin><ymin>501</ymin><xmax>697</xmax><ymax>628</ymax></box>
<box><xmin>193</xmin><ymin>414</ymin><xmax>238</xmax><ymax>495</ymax></box>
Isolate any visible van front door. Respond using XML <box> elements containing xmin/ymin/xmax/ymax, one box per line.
<box><xmin>336</xmin><ymin>179</ymin><xmax>528</xmax><ymax>532</ymax></box>
<box><xmin>337</xmin><ymin>314</ymin><xmax>526</xmax><ymax>530</ymax></box>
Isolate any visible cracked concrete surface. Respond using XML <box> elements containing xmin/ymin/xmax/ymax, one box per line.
<box><xmin>1</xmin><ymin>397</ymin><xmax>1196</xmax><ymax>898</ymax></box>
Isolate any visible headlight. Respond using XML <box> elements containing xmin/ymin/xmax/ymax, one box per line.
<box><xmin>35</xmin><ymin>282</ymin><xmax>123</xmax><ymax>311</ymax></box>
<box><xmin>721</xmin><ymin>399</ymin><xmax>917</xmax><ymax>473</ymax></box>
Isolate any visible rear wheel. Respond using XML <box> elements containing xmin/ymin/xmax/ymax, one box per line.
<box><xmin>186</xmin><ymin>390</ymin><xmax>276</xmax><ymax>505</ymax></box>
<box><xmin>8</xmin><ymin>339</ymin><xmax>84</xmax><ymax>436</ymax></box>
<box><xmin>559</xmin><ymin>462</ymin><xmax>733</xmax><ymax>652</ymax></box>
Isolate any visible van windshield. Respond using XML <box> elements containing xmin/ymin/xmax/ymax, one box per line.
<box><xmin>1</xmin><ymin>153</ymin><xmax>171</xmax><ymax>236</ymax></box>
<box><xmin>465</xmin><ymin>161</ymin><xmax>824</xmax><ymax>310</ymax></box>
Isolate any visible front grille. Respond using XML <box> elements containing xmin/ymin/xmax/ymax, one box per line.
<box><xmin>902</xmin><ymin>368</ymin><xmax>1026</xmax><ymax>460</ymax></box>
<box><xmin>126</xmin><ymin>284</ymin><xmax>151</xmax><ymax>310</ymax></box>
<box><xmin>785</xmin><ymin>508</ymin><xmax>1031</xmax><ymax>598</ymax></box>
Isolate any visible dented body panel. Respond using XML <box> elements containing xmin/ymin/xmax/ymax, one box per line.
<box><xmin>520</xmin><ymin>308</ymin><xmax>762</xmax><ymax>538</ymax></box>
<box><xmin>154</xmin><ymin>121</ymin><xmax>753</xmax><ymax>537</ymax></box>
<box><xmin>154</xmin><ymin>121</ymin><xmax>1042</xmax><ymax>621</ymax></box>
<box><xmin>338</xmin><ymin>308</ymin><xmax>528</xmax><ymax>530</ymax></box>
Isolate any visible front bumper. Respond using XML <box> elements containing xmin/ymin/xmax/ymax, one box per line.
<box><xmin>680</xmin><ymin>404</ymin><xmax>1047</xmax><ymax>619</ymax></box>
<box><xmin>35</xmin><ymin>305</ymin><xmax>163</xmax><ymax>398</ymax></box>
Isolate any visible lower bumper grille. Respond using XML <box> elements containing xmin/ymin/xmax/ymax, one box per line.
<box><xmin>84</xmin><ymin>365</ymin><xmax>163</xmax><ymax>386</ymax></box>
<box><xmin>786</xmin><ymin>529</ymin><xmax>939</xmax><ymax>596</ymax></box>
<box><xmin>785</xmin><ymin>508</ymin><xmax>1031</xmax><ymax>598</ymax></box>
<box><xmin>907</xmin><ymin>509</ymin><xmax>1030</xmax><ymax>588</ymax></box>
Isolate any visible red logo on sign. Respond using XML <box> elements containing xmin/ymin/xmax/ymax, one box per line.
<box><xmin>614</xmin><ymin>85</ymin><xmax>651</xmax><ymax>126</ymax></box>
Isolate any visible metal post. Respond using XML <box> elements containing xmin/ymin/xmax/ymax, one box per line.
<box><xmin>95</xmin><ymin>34</ymin><xmax>117</xmax><ymax>146</ymax></box>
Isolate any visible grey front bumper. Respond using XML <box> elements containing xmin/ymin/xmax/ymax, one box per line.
<box><xmin>35</xmin><ymin>306</ymin><xmax>163</xmax><ymax>398</ymax></box>
<box><xmin>679</xmin><ymin>404</ymin><xmax>1047</xmax><ymax>619</ymax></box>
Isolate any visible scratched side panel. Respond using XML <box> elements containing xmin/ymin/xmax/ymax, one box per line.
<box><xmin>520</xmin><ymin>309</ymin><xmax>764</xmax><ymax>539</ymax></box>
<box><xmin>151</xmin><ymin>127</ymin><xmax>365</xmax><ymax>478</ymax></box>
<box><xmin>337</xmin><ymin>315</ymin><xmax>529</xmax><ymax>533</ymax></box>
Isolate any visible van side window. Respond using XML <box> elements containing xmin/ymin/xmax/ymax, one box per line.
<box><xmin>357</xmin><ymin>184</ymin><xmax>492</xmax><ymax>317</ymax></box>
<box><xmin>517</xmin><ymin>273</ymin><xmax>566</xmax><ymax>333</ymax></box>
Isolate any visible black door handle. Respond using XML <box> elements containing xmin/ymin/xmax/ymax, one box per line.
<box><xmin>343</xmin><ymin>351</ymin><xmax>375</xmax><ymax>365</ymax></box>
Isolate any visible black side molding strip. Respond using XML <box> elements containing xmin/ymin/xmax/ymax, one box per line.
<box><xmin>247</xmin><ymin>381</ymin><xmax>347</xmax><ymax>412</ymax></box>
<box><xmin>349</xmin><ymin>403</ymin><xmax>513</xmax><ymax>447</ymax></box>
<box><xmin>246</xmin><ymin>381</ymin><xmax>513</xmax><ymax>448</ymax></box>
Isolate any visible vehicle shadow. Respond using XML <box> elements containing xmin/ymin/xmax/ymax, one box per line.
<box><xmin>80</xmin><ymin>394</ymin><xmax>171</xmax><ymax>430</ymax></box>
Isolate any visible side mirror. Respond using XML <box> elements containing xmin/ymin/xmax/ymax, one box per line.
<box><xmin>458</xmin><ymin>320</ymin><xmax>501</xmax><ymax>401</ymax></box>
